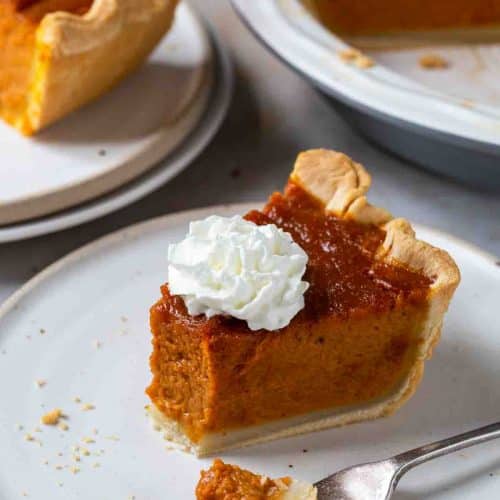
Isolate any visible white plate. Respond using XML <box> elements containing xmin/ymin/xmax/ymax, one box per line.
<box><xmin>0</xmin><ymin>18</ymin><xmax>232</xmax><ymax>244</ymax></box>
<box><xmin>0</xmin><ymin>203</ymin><xmax>499</xmax><ymax>500</ymax></box>
<box><xmin>0</xmin><ymin>2</ymin><xmax>212</xmax><ymax>226</ymax></box>
<box><xmin>231</xmin><ymin>0</ymin><xmax>500</xmax><ymax>189</ymax></box>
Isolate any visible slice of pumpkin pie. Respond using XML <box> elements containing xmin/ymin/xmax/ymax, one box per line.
<box><xmin>146</xmin><ymin>149</ymin><xmax>460</xmax><ymax>456</ymax></box>
<box><xmin>0</xmin><ymin>0</ymin><xmax>178</xmax><ymax>134</ymax></box>
<box><xmin>196</xmin><ymin>459</ymin><xmax>317</xmax><ymax>500</ymax></box>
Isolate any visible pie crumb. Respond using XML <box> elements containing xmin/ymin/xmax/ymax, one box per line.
<box><xmin>338</xmin><ymin>48</ymin><xmax>375</xmax><ymax>69</ymax></box>
<box><xmin>81</xmin><ymin>403</ymin><xmax>95</xmax><ymax>411</ymax></box>
<box><xmin>73</xmin><ymin>397</ymin><xmax>81</xmax><ymax>403</ymax></box>
<box><xmin>354</xmin><ymin>54</ymin><xmax>375</xmax><ymax>69</ymax></box>
<box><xmin>56</xmin><ymin>482</ymin><xmax>63</xmax><ymax>487</ymax></box>
<box><xmin>58</xmin><ymin>422</ymin><xmax>69</xmax><ymax>431</ymax></box>
<box><xmin>92</xmin><ymin>340</ymin><xmax>102</xmax><ymax>349</ymax></box>
<box><xmin>461</xmin><ymin>99</ymin><xmax>474</xmax><ymax>108</ymax></box>
<box><xmin>419</xmin><ymin>53</ymin><xmax>449</xmax><ymax>69</ymax></box>
<box><xmin>274</xmin><ymin>479</ymin><xmax>289</xmax><ymax>491</ymax></box>
<box><xmin>41</xmin><ymin>408</ymin><xmax>63</xmax><ymax>425</ymax></box>
<box><xmin>72</xmin><ymin>455</ymin><xmax>81</xmax><ymax>462</ymax></box>
<box><xmin>338</xmin><ymin>48</ymin><xmax>361</xmax><ymax>61</ymax></box>
<box><xmin>92</xmin><ymin>462</ymin><xmax>100</xmax><ymax>468</ymax></box>
<box><xmin>81</xmin><ymin>448</ymin><xmax>91</xmax><ymax>456</ymax></box>
<box><xmin>82</xmin><ymin>437</ymin><xmax>95</xmax><ymax>444</ymax></box>
<box><xmin>24</xmin><ymin>433</ymin><xmax>34</xmax><ymax>442</ymax></box>
<box><xmin>35</xmin><ymin>379</ymin><xmax>46</xmax><ymax>388</ymax></box>
<box><xmin>70</xmin><ymin>466</ymin><xmax>80</xmax><ymax>475</ymax></box>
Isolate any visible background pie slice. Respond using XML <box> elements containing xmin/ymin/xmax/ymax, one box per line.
<box><xmin>303</xmin><ymin>0</ymin><xmax>500</xmax><ymax>49</ymax></box>
<box><xmin>0</xmin><ymin>0</ymin><xmax>178</xmax><ymax>135</ymax></box>
<box><xmin>147</xmin><ymin>149</ymin><xmax>460</xmax><ymax>456</ymax></box>
<box><xmin>304</xmin><ymin>0</ymin><xmax>500</xmax><ymax>36</ymax></box>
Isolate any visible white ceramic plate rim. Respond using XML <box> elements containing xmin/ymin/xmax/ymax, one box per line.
<box><xmin>1</xmin><ymin>201</ymin><xmax>498</xmax><ymax>319</ymax></box>
<box><xmin>0</xmin><ymin>13</ymin><xmax>233</xmax><ymax>244</ymax></box>
<box><xmin>230</xmin><ymin>0</ymin><xmax>500</xmax><ymax>148</ymax></box>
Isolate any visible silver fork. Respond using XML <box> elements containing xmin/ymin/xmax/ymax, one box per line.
<box><xmin>314</xmin><ymin>421</ymin><xmax>500</xmax><ymax>499</ymax></box>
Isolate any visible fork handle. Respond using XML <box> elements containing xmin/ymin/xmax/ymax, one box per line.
<box><xmin>393</xmin><ymin>421</ymin><xmax>500</xmax><ymax>475</ymax></box>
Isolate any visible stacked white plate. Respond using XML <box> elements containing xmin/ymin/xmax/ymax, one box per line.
<box><xmin>0</xmin><ymin>3</ymin><xmax>233</xmax><ymax>243</ymax></box>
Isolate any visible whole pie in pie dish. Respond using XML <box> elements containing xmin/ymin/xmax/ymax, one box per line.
<box><xmin>0</xmin><ymin>0</ymin><xmax>178</xmax><ymax>135</ymax></box>
<box><xmin>304</xmin><ymin>0</ymin><xmax>500</xmax><ymax>37</ymax></box>
<box><xmin>196</xmin><ymin>459</ymin><xmax>317</xmax><ymax>500</ymax></box>
<box><xmin>146</xmin><ymin>149</ymin><xmax>460</xmax><ymax>456</ymax></box>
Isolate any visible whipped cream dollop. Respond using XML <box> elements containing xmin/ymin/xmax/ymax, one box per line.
<box><xmin>167</xmin><ymin>215</ymin><xmax>309</xmax><ymax>331</ymax></box>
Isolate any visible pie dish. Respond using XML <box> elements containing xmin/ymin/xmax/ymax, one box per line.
<box><xmin>304</xmin><ymin>0</ymin><xmax>500</xmax><ymax>37</ymax></box>
<box><xmin>196</xmin><ymin>459</ymin><xmax>317</xmax><ymax>500</ymax></box>
<box><xmin>0</xmin><ymin>0</ymin><xmax>178</xmax><ymax>135</ymax></box>
<box><xmin>146</xmin><ymin>148</ymin><xmax>460</xmax><ymax>456</ymax></box>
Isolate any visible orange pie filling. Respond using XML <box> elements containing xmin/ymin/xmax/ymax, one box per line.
<box><xmin>306</xmin><ymin>0</ymin><xmax>500</xmax><ymax>35</ymax></box>
<box><xmin>196</xmin><ymin>459</ymin><xmax>292</xmax><ymax>500</ymax></box>
<box><xmin>0</xmin><ymin>0</ymin><xmax>92</xmax><ymax>132</ymax></box>
<box><xmin>147</xmin><ymin>182</ymin><xmax>433</xmax><ymax>443</ymax></box>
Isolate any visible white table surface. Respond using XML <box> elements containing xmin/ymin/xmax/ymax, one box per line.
<box><xmin>0</xmin><ymin>0</ymin><xmax>499</xmax><ymax>304</ymax></box>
